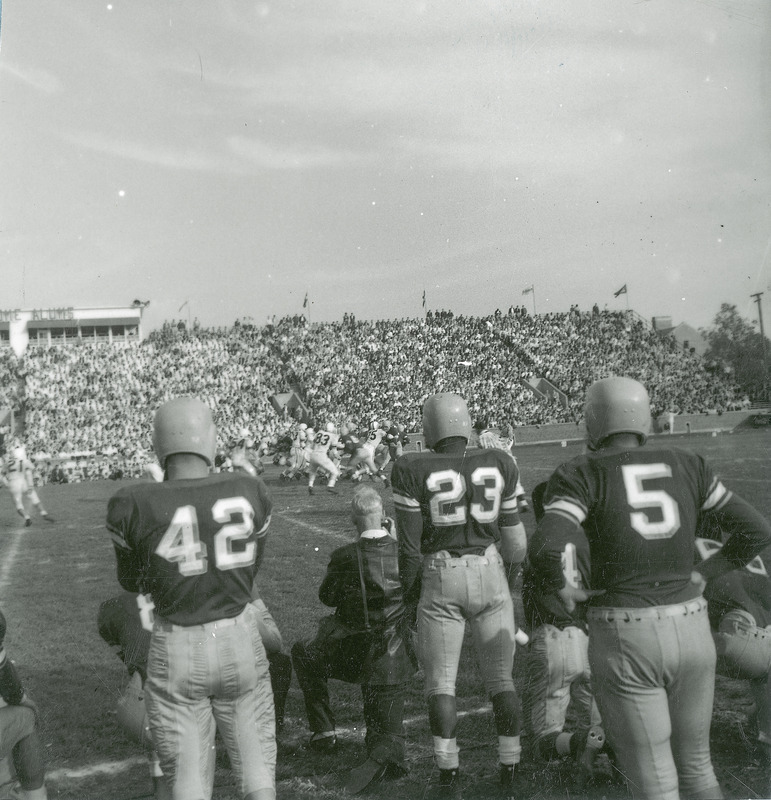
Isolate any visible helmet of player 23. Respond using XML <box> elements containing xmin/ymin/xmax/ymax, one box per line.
<box><xmin>421</xmin><ymin>392</ymin><xmax>472</xmax><ymax>449</ymax></box>
<box><xmin>152</xmin><ymin>397</ymin><xmax>217</xmax><ymax>468</ymax></box>
<box><xmin>584</xmin><ymin>376</ymin><xmax>651</xmax><ymax>451</ymax></box>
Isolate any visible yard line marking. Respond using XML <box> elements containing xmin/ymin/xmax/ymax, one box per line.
<box><xmin>0</xmin><ymin>529</ymin><xmax>23</xmax><ymax>596</ymax></box>
<box><xmin>273</xmin><ymin>511</ymin><xmax>350</xmax><ymax>544</ymax></box>
<box><xmin>47</xmin><ymin>756</ymin><xmax>147</xmax><ymax>781</ymax></box>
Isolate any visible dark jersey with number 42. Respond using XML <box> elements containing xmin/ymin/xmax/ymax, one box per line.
<box><xmin>107</xmin><ymin>472</ymin><xmax>272</xmax><ymax>626</ymax></box>
<box><xmin>542</xmin><ymin>445</ymin><xmax>732</xmax><ymax>607</ymax></box>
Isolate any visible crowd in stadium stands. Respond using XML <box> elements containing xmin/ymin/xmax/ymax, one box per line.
<box><xmin>0</xmin><ymin>308</ymin><xmax>743</xmax><ymax>481</ymax></box>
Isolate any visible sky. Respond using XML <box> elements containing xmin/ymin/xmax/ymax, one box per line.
<box><xmin>0</xmin><ymin>0</ymin><xmax>769</xmax><ymax>335</ymax></box>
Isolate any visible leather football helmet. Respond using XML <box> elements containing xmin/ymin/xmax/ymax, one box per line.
<box><xmin>584</xmin><ymin>377</ymin><xmax>651</xmax><ymax>451</ymax></box>
<box><xmin>422</xmin><ymin>393</ymin><xmax>471</xmax><ymax>449</ymax></box>
<box><xmin>152</xmin><ymin>397</ymin><xmax>216</xmax><ymax>468</ymax></box>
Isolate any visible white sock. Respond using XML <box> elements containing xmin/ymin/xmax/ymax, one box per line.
<box><xmin>498</xmin><ymin>735</ymin><xmax>521</xmax><ymax>766</ymax></box>
<box><xmin>433</xmin><ymin>736</ymin><xmax>460</xmax><ymax>770</ymax></box>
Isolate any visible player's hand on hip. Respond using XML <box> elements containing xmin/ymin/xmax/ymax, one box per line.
<box><xmin>558</xmin><ymin>585</ymin><xmax>605</xmax><ymax>614</ymax></box>
<box><xmin>690</xmin><ymin>570</ymin><xmax>707</xmax><ymax>595</ymax></box>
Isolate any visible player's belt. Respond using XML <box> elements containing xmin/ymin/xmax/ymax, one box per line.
<box><xmin>424</xmin><ymin>543</ymin><xmax>500</xmax><ymax>568</ymax></box>
<box><xmin>587</xmin><ymin>598</ymin><xmax>707</xmax><ymax>623</ymax></box>
<box><xmin>153</xmin><ymin>605</ymin><xmax>248</xmax><ymax>632</ymax></box>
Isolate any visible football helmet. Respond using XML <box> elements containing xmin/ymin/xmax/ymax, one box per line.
<box><xmin>371</xmin><ymin>420</ymin><xmax>380</xmax><ymax>430</ymax></box>
<box><xmin>12</xmin><ymin>446</ymin><xmax>27</xmax><ymax>461</ymax></box>
<box><xmin>299</xmin><ymin>423</ymin><xmax>308</xmax><ymax>431</ymax></box>
<box><xmin>422</xmin><ymin>393</ymin><xmax>471</xmax><ymax>449</ymax></box>
<box><xmin>584</xmin><ymin>377</ymin><xmax>651</xmax><ymax>451</ymax></box>
<box><xmin>326</xmin><ymin>422</ymin><xmax>335</xmax><ymax>433</ymax></box>
<box><xmin>152</xmin><ymin>397</ymin><xmax>217</xmax><ymax>468</ymax></box>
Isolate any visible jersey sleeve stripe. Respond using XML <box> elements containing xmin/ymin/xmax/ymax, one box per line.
<box><xmin>702</xmin><ymin>481</ymin><xmax>731</xmax><ymax>512</ymax></box>
<box><xmin>254</xmin><ymin>515</ymin><xmax>271</xmax><ymax>538</ymax></box>
<box><xmin>501</xmin><ymin>496</ymin><xmax>519</xmax><ymax>512</ymax></box>
<box><xmin>393</xmin><ymin>492</ymin><xmax>421</xmax><ymax>511</ymax></box>
<box><xmin>544</xmin><ymin>498</ymin><xmax>587</xmax><ymax>525</ymax></box>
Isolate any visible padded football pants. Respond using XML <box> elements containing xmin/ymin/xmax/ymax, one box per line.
<box><xmin>145</xmin><ymin>603</ymin><xmax>276</xmax><ymax>800</ymax></box>
<box><xmin>588</xmin><ymin>599</ymin><xmax>723</xmax><ymax>800</ymax></box>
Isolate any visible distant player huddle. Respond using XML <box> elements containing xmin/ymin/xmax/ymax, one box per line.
<box><xmin>90</xmin><ymin>379</ymin><xmax>770</xmax><ymax>800</ymax></box>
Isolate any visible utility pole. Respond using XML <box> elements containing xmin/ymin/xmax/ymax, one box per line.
<box><xmin>751</xmin><ymin>292</ymin><xmax>768</xmax><ymax>396</ymax></box>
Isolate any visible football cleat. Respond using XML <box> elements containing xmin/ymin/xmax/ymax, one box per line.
<box><xmin>25</xmin><ymin>518</ymin><xmax>32</xmax><ymax>527</ymax></box>
<box><xmin>584</xmin><ymin>377</ymin><xmax>651</xmax><ymax>451</ymax></box>
<box><xmin>326</xmin><ymin>486</ymin><xmax>339</xmax><ymax>495</ymax></box>
<box><xmin>345</xmin><ymin>758</ymin><xmax>389</xmax><ymax>794</ymax></box>
<box><xmin>153</xmin><ymin>397</ymin><xmax>217</xmax><ymax>468</ymax></box>
<box><xmin>422</xmin><ymin>393</ymin><xmax>471</xmax><ymax>449</ymax></box>
<box><xmin>42</xmin><ymin>513</ymin><xmax>55</xmax><ymax>523</ymax></box>
<box><xmin>427</xmin><ymin>767</ymin><xmax>462</xmax><ymax>800</ymax></box>
<box><xmin>308</xmin><ymin>486</ymin><xmax>314</xmax><ymax>495</ymax></box>
<box><xmin>499</xmin><ymin>763</ymin><xmax>528</xmax><ymax>799</ymax></box>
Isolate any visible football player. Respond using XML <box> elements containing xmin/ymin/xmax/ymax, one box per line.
<box><xmin>107</xmin><ymin>397</ymin><xmax>276</xmax><ymax>800</ymax></box>
<box><xmin>280</xmin><ymin>423</ymin><xmax>308</xmax><ymax>481</ymax></box>
<box><xmin>391</xmin><ymin>393</ymin><xmax>528</xmax><ymax>800</ymax></box>
<box><xmin>695</xmin><ymin>527</ymin><xmax>771</xmax><ymax>777</ymax></box>
<box><xmin>308</xmin><ymin>423</ymin><xmax>341</xmax><ymax>495</ymax></box>
<box><xmin>521</xmin><ymin>482</ymin><xmax>607</xmax><ymax>786</ymax></box>
<box><xmin>0</xmin><ymin>609</ymin><xmax>47</xmax><ymax>800</ymax></box>
<box><xmin>1</xmin><ymin>447</ymin><xmax>54</xmax><ymax>526</ymax></box>
<box><xmin>350</xmin><ymin>422</ymin><xmax>388</xmax><ymax>485</ymax></box>
<box><xmin>531</xmin><ymin>376</ymin><xmax>771</xmax><ymax>800</ymax></box>
<box><xmin>230</xmin><ymin>433</ymin><xmax>265</xmax><ymax>478</ymax></box>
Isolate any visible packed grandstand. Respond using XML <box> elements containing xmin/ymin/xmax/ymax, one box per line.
<box><xmin>0</xmin><ymin>308</ymin><xmax>746</xmax><ymax>482</ymax></box>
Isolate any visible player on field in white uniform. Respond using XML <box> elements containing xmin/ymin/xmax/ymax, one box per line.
<box><xmin>351</xmin><ymin>422</ymin><xmax>388</xmax><ymax>485</ymax></box>
<box><xmin>281</xmin><ymin>423</ymin><xmax>308</xmax><ymax>481</ymax></box>
<box><xmin>1</xmin><ymin>448</ymin><xmax>53</xmax><ymax>527</ymax></box>
<box><xmin>308</xmin><ymin>424</ymin><xmax>341</xmax><ymax>495</ymax></box>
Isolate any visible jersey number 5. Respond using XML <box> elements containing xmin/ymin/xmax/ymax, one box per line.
<box><xmin>621</xmin><ymin>464</ymin><xmax>681</xmax><ymax>539</ymax></box>
<box><xmin>155</xmin><ymin>496</ymin><xmax>256</xmax><ymax>575</ymax></box>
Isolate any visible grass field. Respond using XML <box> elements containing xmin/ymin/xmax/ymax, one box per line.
<box><xmin>1</xmin><ymin>429</ymin><xmax>769</xmax><ymax>800</ymax></box>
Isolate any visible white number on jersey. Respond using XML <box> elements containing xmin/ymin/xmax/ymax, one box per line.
<box><xmin>155</xmin><ymin>496</ymin><xmax>257</xmax><ymax>575</ymax></box>
<box><xmin>426</xmin><ymin>467</ymin><xmax>505</xmax><ymax>527</ymax></box>
<box><xmin>621</xmin><ymin>463</ymin><xmax>681</xmax><ymax>539</ymax></box>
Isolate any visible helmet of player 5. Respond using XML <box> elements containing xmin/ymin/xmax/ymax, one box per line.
<box><xmin>584</xmin><ymin>376</ymin><xmax>651</xmax><ymax>451</ymax></box>
<box><xmin>152</xmin><ymin>397</ymin><xmax>217</xmax><ymax>468</ymax></box>
<box><xmin>422</xmin><ymin>393</ymin><xmax>472</xmax><ymax>449</ymax></box>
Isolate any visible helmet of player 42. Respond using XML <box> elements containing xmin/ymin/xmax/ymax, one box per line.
<box><xmin>584</xmin><ymin>376</ymin><xmax>651</xmax><ymax>451</ymax></box>
<box><xmin>422</xmin><ymin>392</ymin><xmax>472</xmax><ymax>449</ymax></box>
<box><xmin>152</xmin><ymin>397</ymin><xmax>217</xmax><ymax>468</ymax></box>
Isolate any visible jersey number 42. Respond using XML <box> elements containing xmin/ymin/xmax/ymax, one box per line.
<box><xmin>155</xmin><ymin>496</ymin><xmax>256</xmax><ymax>576</ymax></box>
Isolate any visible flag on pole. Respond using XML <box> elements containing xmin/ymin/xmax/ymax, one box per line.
<box><xmin>422</xmin><ymin>289</ymin><xmax>426</xmax><ymax>309</ymax></box>
<box><xmin>613</xmin><ymin>284</ymin><xmax>627</xmax><ymax>298</ymax></box>
<box><xmin>303</xmin><ymin>293</ymin><xmax>308</xmax><ymax>308</ymax></box>
<box><xmin>178</xmin><ymin>300</ymin><xmax>188</xmax><ymax>312</ymax></box>
<box><xmin>522</xmin><ymin>285</ymin><xmax>534</xmax><ymax>295</ymax></box>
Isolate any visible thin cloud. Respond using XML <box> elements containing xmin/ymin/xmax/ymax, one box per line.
<box><xmin>0</xmin><ymin>62</ymin><xmax>61</xmax><ymax>93</ymax></box>
<box><xmin>227</xmin><ymin>135</ymin><xmax>362</xmax><ymax>169</ymax></box>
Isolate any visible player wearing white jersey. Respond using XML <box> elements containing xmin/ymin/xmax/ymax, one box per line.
<box><xmin>281</xmin><ymin>424</ymin><xmax>308</xmax><ymax>481</ymax></box>
<box><xmin>350</xmin><ymin>423</ymin><xmax>389</xmax><ymax>485</ymax></box>
<box><xmin>1</xmin><ymin>448</ymin><xmax>53</xmax><ymax>527</ymax></box>
<box><xmin>308</xmin><ymin>424</ymin><xmax>341</xmax><ymax>495</ymax></box>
